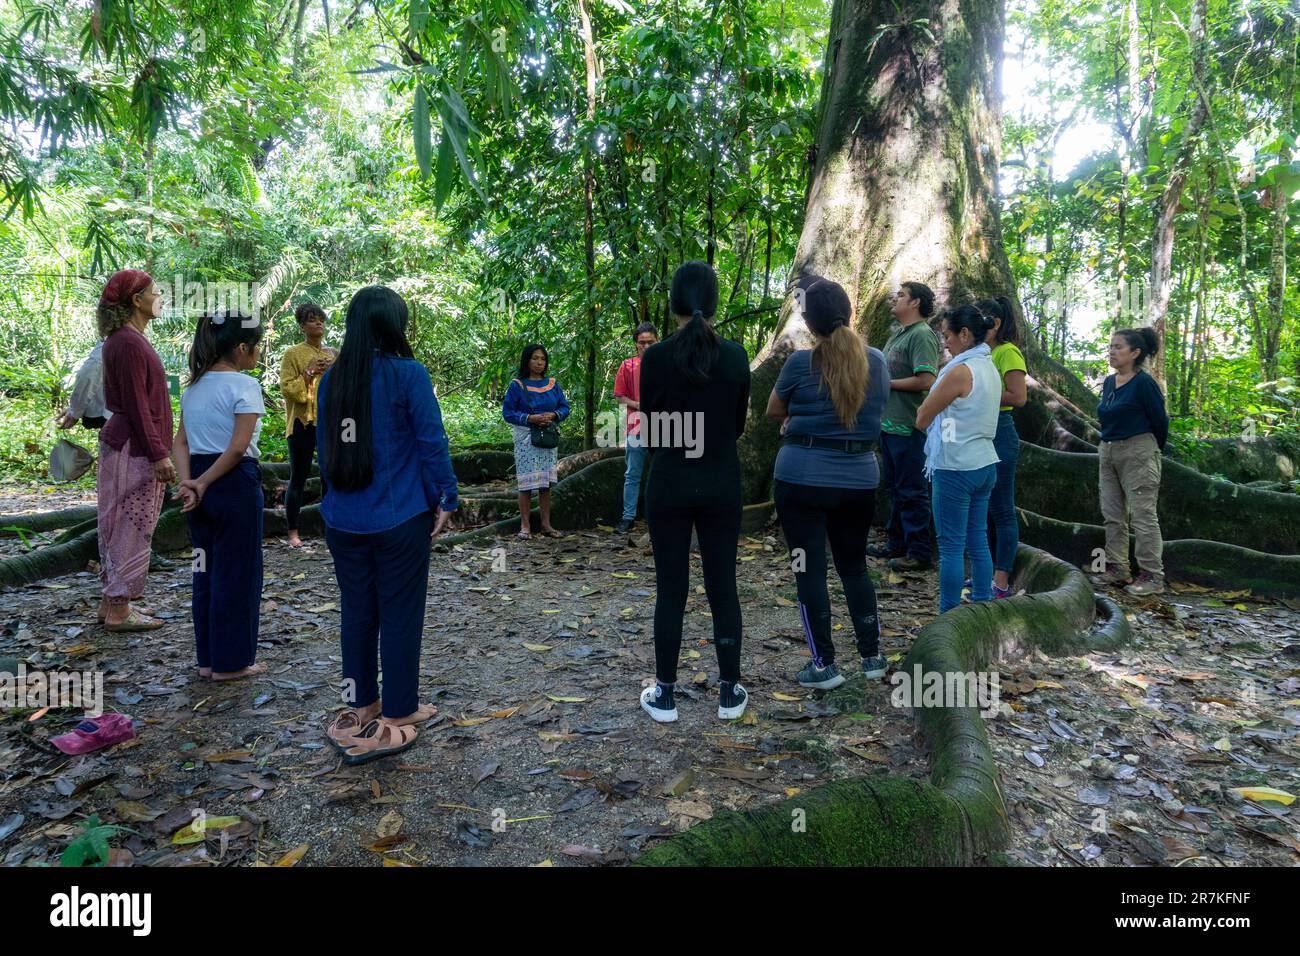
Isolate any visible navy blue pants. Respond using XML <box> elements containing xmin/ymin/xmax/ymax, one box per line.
<box><xmin>988</xmin><ymin>411</ymin><xmax>1020</xmax><ymax>573</ymax></box>
<box><xmin>325</xmin><ymin>510</ymin><xmax>431</xmax><ymax>719</ymax></box>
<box><xmin>880</xmin><ymin>428</ymin><xmax>932</xmax><ymax>561</ymax></box>
<box><xmin>187</xmin><ymin>454</ymin><xmax>264</xmax><ymax>672</ymax></box>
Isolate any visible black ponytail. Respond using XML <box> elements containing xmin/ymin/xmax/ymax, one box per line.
<box><xmin>943</xmin><ymin>303</ymin><xmax>998</xmax><ymax>344</ymax></box>
<box><xmin>1116</xmin><ymin>327</ymin><xmax>1159</xmax><ymax>367</ymax></box>
<box><xmin>188</xmin><ymin>310</ymin><xmax>263</xmax><ymax>386</ymax></box>
<box><xmin>668</xmin><ymin>260</ymin><xmax>720</xmax><ymax>386</ymax></box>
<box><xmin>974</xmin><ymin>295</ymin><xmax>1021</xmax><ymax>346</ymax></box>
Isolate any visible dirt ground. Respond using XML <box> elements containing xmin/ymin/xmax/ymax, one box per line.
<box><xmin>1</xmin><ymin>481</ymin><xmax>1298</xmax><ymax>867</ymax></box>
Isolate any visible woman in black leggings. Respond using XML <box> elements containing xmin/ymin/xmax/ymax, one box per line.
<box><xmin>767</xmin><ymin>279</ymin><xmax>891</xmax><ymax>688</ymax></box>
<box><xmin>638</xmin><ymin>261</ymin><xmax>752</xmax><ymax>723</ymax></box>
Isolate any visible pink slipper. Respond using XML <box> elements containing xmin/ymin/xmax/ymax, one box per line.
<box><xmin>50</xmin><ymin>713</ymin><xmax>136</xmax><ymax>755</ymax></box>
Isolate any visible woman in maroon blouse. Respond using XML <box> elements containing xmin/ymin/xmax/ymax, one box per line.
<box><xmin>96</xmin><ymin>270</ymin><xmax>176</xmax><ymax>631</ymax></box>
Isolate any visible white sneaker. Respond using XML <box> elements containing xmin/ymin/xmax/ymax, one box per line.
<box><xmin>718</xmin><ymin>681</ymin><xmax>748</xmax><ymax>720</ymax></box>
<box><xmin>640</xmin><ymin>684</ymin><xmax>678</xmax><ymax>723</ymax></box>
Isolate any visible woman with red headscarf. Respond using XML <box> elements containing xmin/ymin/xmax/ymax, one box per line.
<box><xmin>96</xmin><ymin>269</ymin><xmax>176</xmax><ymax>631</ymax></box>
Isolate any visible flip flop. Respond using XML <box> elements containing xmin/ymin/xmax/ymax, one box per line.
<box><xmin>97</xmin><ymin>604</ymin><xmax>155</xmax><ymax>624</ymax></box>
<box><xmin>104</xmin><ymin>609</ymin><xmax>165</xmax><ymax>632</ymax></box>
<box><xmin>517</xmin><ymin>530</ymin><xmax>531</xmax><ymax>540</ymax></box>
<box><xmin>341</xmin><ymin>720</ymin><xmax>419</xmax><ymax>766</ymax></box>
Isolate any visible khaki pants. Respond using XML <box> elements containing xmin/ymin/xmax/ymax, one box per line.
<box><xmin>1098</xmin><ymin>432</ymin><xmax>1163</xmax><ymax>578</ymax></box>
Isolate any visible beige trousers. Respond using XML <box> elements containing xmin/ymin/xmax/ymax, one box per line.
<box><xmin>1098</xmin><ymin>431</ymin><xmax>1163</xmax><ymax>578</ymax></box>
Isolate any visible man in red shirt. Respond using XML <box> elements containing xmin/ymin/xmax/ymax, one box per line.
<box><xmin>613</xmin><ymin>322</ymin><xmax>658</xmax><ymax>533</ymax></box>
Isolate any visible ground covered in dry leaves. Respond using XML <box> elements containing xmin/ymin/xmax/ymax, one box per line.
<box><xmin>1</xmin><ymin>481</ymin><xmax>1298</xmax><ymax>867</ymax></box>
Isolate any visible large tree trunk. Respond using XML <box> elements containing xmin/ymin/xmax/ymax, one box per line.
<box><xmin>793</xmin><ymin>0</ymin><xmax>1011</xmax><ymax>345</ymax></box>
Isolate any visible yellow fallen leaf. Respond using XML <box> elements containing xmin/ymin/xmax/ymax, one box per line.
<box><xmin>534</xmin><ymin>859</ymin><xmax>554</xmax><ymax>867</ymax></box>
<box><xmin>740</xmin><ymin>709</ymin><xmax>758</xmax><ymax>725</ymax></box>
<box><xmin>1212</xmin><ymin>736</ymin><xmax>1232</xmax><ymax>751</ymax></box>
<box><xmin>315</xmin><ymin>602</ymin><xmax>337</xmax><ymax>612</ymax></box>
<box><xmin>1034</xmin><ymin>680</ymin><xmax>1065</xmax><ymax>690</ymax></box>
<box><xmin>547</xmin><ymin>695</ymin><xmax>588</xmax><ymax>703</ymax></box>
<box><xmin>686</xmin><ymin>649</ymin><xmax>700</xmax><ymax>659</ymax></box>
<box><xmin>1233</xmin><ymin>603</ymin><xmax>1248</xmax><ymax>611</ymax></box>
<box><xmin>489</xmin><ymin>706</ymin><xmax>519</xmax><ymax>719</ymax></box>
<box><xmin>523</xmin><ymin>643</ymin><xmax>552</xmax><ymax>652</ymax></box>
<box><xmin>542</xmin><ymin>608</ymin><xmax>561</xmax><ymax>614</ymax></box>
<box><xmin>772</xmin><ymin>692</ymin><xmax>802</xmax><ymax>702</ymax></box>
<box><xmin>611</xmin><ymin>571</ymin><xmax>637</xmax><ymax>579</ymax></box>
<box><xmin>774</xmin><ymin>596</ymin><xmax>795</xmax><ymax>607</ymax></box>
<box><xmin>273</xmin><ymin>843</ymin><xmax>309</xmax><ymax>867</ymax></box>
<box><xmin>887</xmin><ymin>653</ymin><xmax>903</xmax><ymax>663</ymax></box>
<box><xmin>784</xmin><ymin>787</ymin><xmax>801</xmax><ymax>797</ymax></box>
<box><xmin>172</xmin><ymin>815</ymin><xmax>242</xmax><ymax>845</ymax></box>
<box><xmin>1229</xmin><ymin>786</ymin><xmax>1296</xmax><ymax>806</ymax></box>
<box><xmin>383</xmin><ymin>859</ymin><xmax>419</xmax><ymax>867</ymax></box>
<box><xmin>453</xmin><ymin>717</ymin><xmax>493</xmax><ymax>727</ymax></box>
<box><xmin>692</xmin><ymin>671</ymin><xmax>707</xmax><ymax>684</ymax></box>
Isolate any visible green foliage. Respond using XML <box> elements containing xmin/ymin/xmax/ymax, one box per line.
<box><xmin>59</xmin><ymin>814</ymin><xmax>127</xmax><ymax>868</ymax></box>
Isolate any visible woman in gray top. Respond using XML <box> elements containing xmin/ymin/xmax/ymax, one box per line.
<box><xmin>766</xmin><ymin>278</ymin><xmax>892</xmax><ymax>689</ymax></box>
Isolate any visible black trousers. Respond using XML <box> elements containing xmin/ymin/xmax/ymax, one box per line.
<box><xmin>774</xmin><ymin>479</ymin><xmax>881</xmax><ymax>666</ymax></box>
<box><xmin>286</xmin><ymin>421</ymin><xmax>316</xmax><ymax>531</ymax></box>
<box><xmin>645</xmin><ymin>487</ymin><xmax>743</xmax><ymax>685</ymax></box>
<box><xmin>325</xmin><ymin>510</ymin><xmax>431</xmax><ymax>719</ymax></box>
<box><xmin>187</xmin><ymin>455</ymin><xmax>264</xmax><ymax>672</ymax></box>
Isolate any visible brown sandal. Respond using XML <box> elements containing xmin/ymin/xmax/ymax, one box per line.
<box><xmin>326</xmin><ymin>708</ymin><xmax>375</xmax><ymax>750</ymax></box>
<box><xmin>342</xmin><ymin>720</ymin><xmax>420</xmax><ymax>766</ymax></box>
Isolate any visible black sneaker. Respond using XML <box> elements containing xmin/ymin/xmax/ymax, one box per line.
<box><xmin>639</xmin><ymin>683</ymin><xmax>678</xmax><ymax>723</ymax></box>
<box><xmin>796</xmin><ymin>661</ymin><xmax>846</xmax><ymax>690</ymax></box>
<box><xmin>887</xmin><ymin>555</ymin><xmax>932</xmax><ymax>572</ymax></box>
<box><xmin>861</xmin><ymin>655</ymin><xmax>888</xmax><ymax>678</ymax></box>
<box><xmin>867</xmin><ymin>543</ymin><xmax>903</xmax><ymax>559</ymax></box>
<box><xmin>614</xmin><ymin>519</ymin><xmax>634</xmax><ymax>534</ymax></box>
<box><xmin>149</xmin><ymin>553</ymin><xmax>175</xmax><ymax>571</ymax></box>
<box><xmin>718</xmin><ymin>681</ymin><xmax>748</xmax><ymax>720</ymax></box>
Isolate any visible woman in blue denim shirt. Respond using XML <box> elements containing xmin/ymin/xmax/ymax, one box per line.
<box><xmin>316</xmin><ymin>285</ymin><xmax>459</xmax><ymax>764</ymax></box>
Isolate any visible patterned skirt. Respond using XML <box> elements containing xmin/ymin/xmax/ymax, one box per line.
<box><xmin>511</xmin><ymin>424</ymin><xmax>558</xmax><ymax>492</ymax></box>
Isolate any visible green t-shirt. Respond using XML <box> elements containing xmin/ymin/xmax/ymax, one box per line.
<box><xmin>991</xmin><ymin>342</ymin><xmax>1027</xmax><ymax>412</ymax></box>
<box><xmin>880</xmin><ymin>320</ymin><xmax>940</xmax><ymax>436</ymax></box>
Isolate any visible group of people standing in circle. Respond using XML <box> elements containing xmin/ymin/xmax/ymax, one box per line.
<box><xmin>73</xmin><ymin>259</ymin><xmax>1169</xmax><ymax>755</ymax></box>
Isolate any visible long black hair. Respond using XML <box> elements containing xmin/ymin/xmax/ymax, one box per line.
<box><xmin>1115</xmin><ymin>327</ymin><xmax>1159</xmax><ymax>367</ymax></box>
<box><xmin>517</xmin><ymin>344</ymin><xmax>549</xmax><ymax>381</ymax></box>
<box><xmin>975</xmin><ymin>295</ymin><xmax>1020</xmax><ymax>346</ymax></box>
<box><xmin>668</xmin><ymin>260</ymin><xmax>720</xmax><ymax>386</ymax></box>
<box><xmin>320</xmin><ymin>285</ymin><xmax>414</xmax><ymax>492</ymax></box>
<box><xmin>188</xmin><ymin>310</ymin><xmax>263</xmax><ymax>386</ymax></box>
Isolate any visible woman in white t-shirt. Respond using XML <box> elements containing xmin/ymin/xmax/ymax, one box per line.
<box><xmin>172</xmin><ymin>310</ymin><xmax>267</xmax><ymax>681</ymax></box>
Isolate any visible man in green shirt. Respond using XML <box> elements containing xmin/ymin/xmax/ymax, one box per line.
<box><xmin>869</xmin><ymin>281</ymin><xmax>939</xmax><ymax>570</ymax></box>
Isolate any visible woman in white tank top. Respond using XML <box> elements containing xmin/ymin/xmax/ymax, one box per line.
<box><xmin>915</xmin><ymin>304</ymin><xmax>1003</xmax><ymax>613</ymax></box>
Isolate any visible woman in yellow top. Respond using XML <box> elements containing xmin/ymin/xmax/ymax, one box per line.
<box><xmin>278</xmin><ymin>302</ymin><xmax>336</xmax><ymax>547</ymax></box>
<box><xmin>974</xmin><ymin>297</ymin><xmax>1027</xmax><ymax>598</ymax></box>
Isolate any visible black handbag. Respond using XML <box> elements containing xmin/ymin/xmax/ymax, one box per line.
<box><xmin>515</xmin><ymin>378</ymin><xmax>561</xmax><ymax>449</ymax></box>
